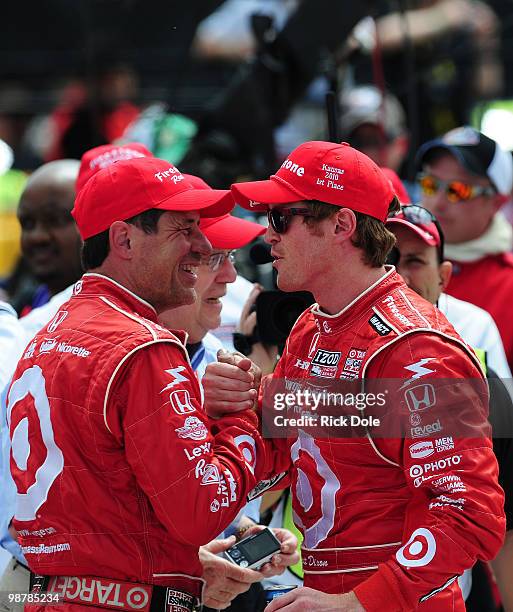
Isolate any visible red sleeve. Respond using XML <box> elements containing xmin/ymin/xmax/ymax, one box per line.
<box><xmin>354</xmin><ymin>333</ymin><xmax>506</xmax><ymax>611</ymax></box>
<box><xmin>241</xmin><ymin>354</ymin><xmax>296</xmax><ymax>501</ymax></box>
<box><xmin>106</xmin><ymin>341</ymin><xmax>266</xmax><ymax>547</ymax></box>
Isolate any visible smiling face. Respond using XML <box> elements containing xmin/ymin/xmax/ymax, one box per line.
<box><xmin>160</xmin><ymin>250</ymin><xmax>237</xmax><ymax>342</ymax></box>
<box><xmin>17</xmin><ymin>164</ymin><xmax>82</xmax><ymax>294</ymax></box>
<box><xmin>127</xmin><ymin>211</ymin><xmax>212</xmax><ymax>313</ymax></box>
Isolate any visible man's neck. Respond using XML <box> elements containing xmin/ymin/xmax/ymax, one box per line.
<box><xmin>314</xmin><ymin>266</ymin><xmax>388</xmax><ymax>315</ymax></box>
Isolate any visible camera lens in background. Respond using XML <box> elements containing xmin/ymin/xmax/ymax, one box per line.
<box><xmin>256</xmin><ymin>291</ymin><xmax>314</xmax><ymax>345</ymax></box>
<box><xmin>249</xmin><ymin>241</ymin><xmax>273</xmax><ymax>265</ymax></box>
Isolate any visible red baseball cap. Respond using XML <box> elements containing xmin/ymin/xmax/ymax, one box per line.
<box><xmin>72</xmin><ymin>157</ymin><xmax>235</xmax><ymax>240</ymax></box>
<box><xmin>200</xmin><ymin>214</ymin><xmax>265</xmax><ymax>249</ymax></box>
<box><xmin>231</xmin><ymin>141</ymin><xmax>395</xmax><ymax>221</ymax></box>
<box><xmin>380</xmin><ymin>167</ymin><xmax>411</xmax><ymax>204</ymax></box>
<box><xmin>76</xmin><ymin>143</ymin><xmax>153</xmax><ymax>192</ymax></box>
<box><xmin>386</xmin><ymin>213</ymin><xmax>441</xmax><ymax>247</ymax></box>
<box><xmin>182</xmin><ymin>173</ymin><xmax>265</xmax><ymax>249</ymax></box>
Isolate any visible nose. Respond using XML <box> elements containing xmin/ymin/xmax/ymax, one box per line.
<box><xmin>191</xmin><ymin>225</ymin><xmax>212</xmax><ymax>257</ymax></box>
<box><xmin>24</xmin><ymin>220</ymin><xmax>52</xmax><ymax>244</ymax></box>
<box><xmin>264</xmin><ymin>223</ymin><xmax>279</xmax><ymax>244</ymax></box>
<box><xmin>215</xmin><ymin>255</ymin><xmax>237</xmax><ymax>284</ymax></box>
<box><xmin>422</xmin><ymin>189</ymin><xmax>448</xmax><ymax>216</ymax></box>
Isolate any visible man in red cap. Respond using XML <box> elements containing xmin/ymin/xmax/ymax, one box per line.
<box><xmin>6</xmin><ymin>156</ymin><xmax>291</xmax><ymax>612</ymax></box>
<box><xmin>203</xmin><ymin>141</ymin><xmax>505</xmax><ymax>611</ymax></box>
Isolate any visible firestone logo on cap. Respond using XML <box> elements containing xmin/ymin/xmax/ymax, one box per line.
<box><xmin>154</xmin><ymin>167</ymin><xmax>185</xmax><ymax>185</ymax></box>
<box><xmin>280</xmin><ymin>158</ymin><xmax>305</xmax><ymax>177</ymax></box>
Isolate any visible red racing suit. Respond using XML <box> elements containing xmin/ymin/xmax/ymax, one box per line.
<box><xmin>255</xmin><ymin>268</ymin><xmax>505</xmax><ymax>611</ymax></box>
<box><xmin>7</xmin><ymin>274</ymin><xmax>265</xmax><ymax>600</ymax></box>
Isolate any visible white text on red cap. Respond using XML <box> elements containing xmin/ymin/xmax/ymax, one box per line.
<box><xmin>281</xmin><ymin>159</ymin><xmax>305</xmax><ymax>177</ymax></box>
<box><xmin>154</xmin><ymin>168</ymin><xmax>184</xmax><ymax>184</ymax></box>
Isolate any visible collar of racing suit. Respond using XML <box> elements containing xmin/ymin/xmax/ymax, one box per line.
<box><xmin>76</xmin><ymin>273</ymin><xmax>159</xmax><ymax>321</ymax></box>
<box><xmin>309</xmin><ymin>266</ymin><xmax>404</xmax><ymax>335</ymax></box>
<box><xmin>75</xmin><ymin>273</ymin><xmax>189</xmax><ymax>346</ymax></box>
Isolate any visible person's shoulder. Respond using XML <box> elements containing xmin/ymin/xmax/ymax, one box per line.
<box><xmin>498</xmin><ymin>251</ymin><xmax>513</xmax><ymax>268</ymax></box>
<box><xmin>441</xmin><ymin>293</ymin><xmax>495</xmax><ymax>324</ymax></box>
<box><xmin>20</xmin><ymin>285</ymin><xmax>73</xmax><ymax>337</ymax></box>
<box><xmin>474</xmin><ymin>252</ymin><xmax>513</xmax><ymax>271</ymax></box>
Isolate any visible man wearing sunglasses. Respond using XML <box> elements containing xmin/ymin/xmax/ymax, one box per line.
<box><xmin>416</xmin><ymin>125</ymin><xmax>513</xmax><ymax>370</ymax></box>
<box><xmin>203</xmin><ymin>140</ymin><xmax>505</xmax><ymax>611</ymax></box>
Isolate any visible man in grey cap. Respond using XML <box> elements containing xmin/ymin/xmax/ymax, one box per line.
<box><xmin>339</xmin><ymin>85</ymin><xmax>409</xmax><ymax>174</ymax></box>
<box><xmin>416</xmin><ymin>125</ymin><xmax>513</xmax><ymax>369</ymax></box>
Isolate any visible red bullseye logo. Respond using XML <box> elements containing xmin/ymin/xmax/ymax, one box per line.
<box><xmin>396</xmin><ymin>528</ymin><xmax>436</xmax><ymax>567</ymax></box>
<box><xmin>7</xmin><ymin>366</ymin><xmax>64</xmax><ymax>521</ymax></box>
<box><xmin>234</xmin><ymin>435</ymin><xmax>256</xmax><ymax>474</ymax></box>
<box><xmin>290</xmin><ymin>432</ymin><xmax>340</xmax><ymax>549</ymax></box>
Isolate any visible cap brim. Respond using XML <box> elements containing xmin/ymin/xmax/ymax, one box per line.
<box><xmin>201</xmin><ymin>214</ymin><xmax>265</xmax><ymax>249</ymax></box>
<box><xmin>231</xmin><ymin>177</ymin><xmax>307</xmax><ymax>211</ymax></box>
<box><xmin>415</xmin><ymin>141</ymin><xmax>488</xmax><ymax>179</ymax></box>
<box><xmin>155</xmin><ymin>188</ymin><xmax>235</xmax><ymax>217</ymax></box>
<box><xmin>386</xmin><ymin>217</ymin><xmax>439</xmax><ymax>246</ymax></box>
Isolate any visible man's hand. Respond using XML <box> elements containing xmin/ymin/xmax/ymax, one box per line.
<box><xmin>266</xmin><ymin>587</ymin><xmax>365</xmax><ymax>611</ymax></box>
<box><xmin>242</xmin><ymin>526</ymin><xmax>300</xmax><ymax>578</ymax></box>
<box><xmin>199</xmin><ymin>536</ymin><xmax>263</xmax><ymax>609</ymax></box>
<box><xmin>203</xmin><ymin>350</ymin><xmax>262</xmax><ymax>418</ymax></box>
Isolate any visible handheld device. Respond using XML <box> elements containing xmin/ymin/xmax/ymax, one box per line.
<box><xmin>224</xmin><ymin>528</ymin><xmax>281</xmax><ymax>570</ymax></box>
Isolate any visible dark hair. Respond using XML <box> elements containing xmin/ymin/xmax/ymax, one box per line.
<box><xmin>304</xmin><ymin>197</ymin><xmax>400</xmax><ymax>267</ymax></box>
<box><xmin>81</xmin><ymin>208</ymin><xmax>166</xmax><ymax>270</ymax></box>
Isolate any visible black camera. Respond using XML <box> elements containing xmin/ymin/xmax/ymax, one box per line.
<box><xmin>232</xmin><ymin>241</ymin><xmax>314</xmax><ymax>352</ymax></box>
<box><xmin>255</xmin><ymin>290</ymin><xmax>313</xmax><ymax>346</ymax></box>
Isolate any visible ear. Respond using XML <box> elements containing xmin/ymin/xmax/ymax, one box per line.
<box><xmin>109</xmin><ymin>221</ymin><xmax>134</xmax><ymax>261</ymax></box>
<box><xmin>395</xmin><ymin>134</ymin><xmax>410</xmax><ymax>156</ymax></box>
<box><xmin>333</xmin><ymin>208</ymin><xmax>357</xmax><ymax>241</ymax></box>
<box><xmin>439</xmin><ymin>260</ymin><xmax>452</xmax><ymax>291</ymax></box>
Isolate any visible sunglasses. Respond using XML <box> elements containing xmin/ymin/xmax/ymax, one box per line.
<box><xmin>200</xmin><ymin>250</ymin><xmax>236</xmax><ymax>272</ymax></box>
<box><xmin>417</xmin><ymin>172</ymin><xmax>496</xmax><ymax>203</ymax></box>
<box><xmin>267</xmin><ymin>208</ymin><xmax>315</xmax><ymax>234</ymax></box>
<box><xmin>389</xmin><ymin>204</ymin><xmax>445</xmax><ymax>261</ymax></box>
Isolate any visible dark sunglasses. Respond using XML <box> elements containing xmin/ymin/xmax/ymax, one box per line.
<box><xmin>267</xmin><ymin>208</ymin><xmax>315</xmax><ymax>234</ymax></box>
<box><xmin>417</xmin><ymin>172</ymin><xmax>496</xmax><ymax>203</ymax></box>
<box><xmin>389</xmin><ymin>204</ymin><xmax>445</xmax><ymax>261</ymax></box>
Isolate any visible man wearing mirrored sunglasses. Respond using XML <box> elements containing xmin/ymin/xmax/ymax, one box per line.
<box><xmin>202</xmin><ymin>140</ymin><xmax>505</xmax><ymax>611</ymax></box>
<box><xmin>416</xmin><ymin>125</ymin><xmax>513</xmax><ymax>370</ymax></box>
